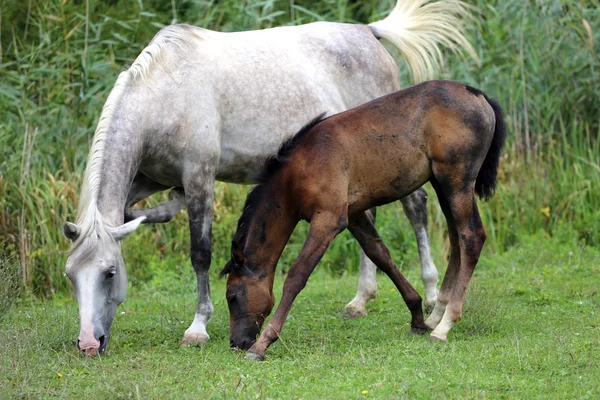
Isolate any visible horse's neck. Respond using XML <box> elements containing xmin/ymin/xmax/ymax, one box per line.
<box><xmin>96</xmin><ymin>141</ymin><xmax>141</xmax><ymax>226</ymax></box>
<box><xmin>83</xmin><ymin>103</ymin><xmax>143</xmax><ymax>227</ymax></box>
<box><xmin>98</xmin><ymin>126</ymin><xmax>144</xmax><ymax>226</ymax></box>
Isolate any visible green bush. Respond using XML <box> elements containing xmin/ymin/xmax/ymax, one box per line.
<box><xmin>0</xmin><ymin>0</ymin><xmax>598</xmax><ymax>296</ymax></box>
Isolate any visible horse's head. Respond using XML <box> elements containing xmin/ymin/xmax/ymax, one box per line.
<box><xmin>221</xmin><ymin>240</ymin><xmax>275</xmax><ymax>350</ymax></box>
<box><xmin>63</xmin><ymin>216</ymin><xmax>145</xmax><ymax>356</ymax></box>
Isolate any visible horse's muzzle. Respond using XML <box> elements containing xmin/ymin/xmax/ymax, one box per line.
<box><xmin>76</xmin><ymin>334</ymin><xmax>108</xmax><ymax>356</ymax></box>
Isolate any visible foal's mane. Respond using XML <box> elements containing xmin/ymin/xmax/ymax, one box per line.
<box><xmin>219</xmin><ymin>113</ymin><xmax>327</xmax><ymax>277</ymax></box>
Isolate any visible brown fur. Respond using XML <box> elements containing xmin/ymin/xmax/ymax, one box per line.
<box><xmin>222</xmin><ymin>81</ymin><xmax>506</xmax><ymax>359</ymax></box>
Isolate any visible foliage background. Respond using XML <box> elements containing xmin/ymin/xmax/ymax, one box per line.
<box><xmin>0</xmin><ymin>0</ymin><xmax>598</xmax><ymax>298</ymax></box>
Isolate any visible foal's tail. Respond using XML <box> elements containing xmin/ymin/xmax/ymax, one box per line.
<box><xmin>368</xmin><ymin>0</ymin><xmax>479</xmax><ymax>83</ymax></box>
<box><xmin>475</xmin><ymin>95</ymin><xmax>507</xmax><ymax>201</ymax></box>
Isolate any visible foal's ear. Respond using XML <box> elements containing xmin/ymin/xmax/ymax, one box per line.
<box><xmin>63</xmin><ymin>222</ymin><xmax>81</xmax><ymax>242</ymax></box>
<box><xmin>109</xmin><ymin>216</ymin><xmax>146</xmax><ymax>241</ymax></box>
<box><xmin>231</xmin><ymin>240</ymin><xmax>247</xmax><ymax>266</ymax></box>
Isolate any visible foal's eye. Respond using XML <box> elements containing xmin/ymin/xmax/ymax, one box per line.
<box><xmin>227</xmin><ymin>294</ymin><xmax>237</xmax><ymax>304</ymax></box>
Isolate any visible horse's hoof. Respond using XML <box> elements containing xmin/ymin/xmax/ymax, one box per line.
<box><xmin>179</xmin><ymin>332</ymin><xmax>210</xmax><ymax>347</ymax></box>
<box><xmin>344</xmin><ymin>304</ymin><xmax>367</xmax><ymax>319</ymax></box>
<box><xmin>244</xmin><ymin>352</ymin><xmax>265</xmax><ymax>362</ymax></box>
<box><xmin>429</xmin><ymin>333</ymin><xmax>447</xmax><ymax>342</ymax></box>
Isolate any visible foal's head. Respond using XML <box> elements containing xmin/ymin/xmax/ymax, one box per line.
<box><xmin>220</xmin><ymin>241</ymin><xmax>275</xmax><ymax>350</ymax></box>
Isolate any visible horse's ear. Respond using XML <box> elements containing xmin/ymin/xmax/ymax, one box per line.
<box><xmin>63</xmin><ymin>222</ymin><xmax>81</xmax><ymax>242</ymax></box>
<box><xmin>231</xmin><ymin>240</ymin><xmax>246</xmax><ymax>266</ymax></box>
<box><xmin>109</xmin><ymin>216</ymin><xmax>146</xmax><ymax>241</ymax></box>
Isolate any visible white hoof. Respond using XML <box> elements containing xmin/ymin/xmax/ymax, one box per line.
<box><xmin>429</xmin><ymin>332</ymin><xmax>448</xmax><ymax>342</ymax></box>
<box><xmin>179</xmin><ymin>331</ymin><xmax>210</xmax><ymax>347</ymax></box>
<box><xmin>344</xmin><ymin>301</ymin><xmax>368</xmax><ymax>319</ymax></box>
<box><xmin>244</xmin><ymin>352</ymin><xmax>265</xmax><ymax>362</ymax></box>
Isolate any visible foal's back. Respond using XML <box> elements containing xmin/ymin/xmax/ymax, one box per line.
<box><xmin>287</xmin><ymin>81</ymin><xmax>496</xmax><ymax>215</ymax></box>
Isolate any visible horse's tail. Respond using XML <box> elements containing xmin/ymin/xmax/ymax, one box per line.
<box><xmin>368</xmin><ymin>0</ymin><xmax>478</xmax><ymax>82</ymax></box>
<box><xmin>475</xmin><ymin>95</ymin><xmax>507</xmax><ymax>201</ymax></box>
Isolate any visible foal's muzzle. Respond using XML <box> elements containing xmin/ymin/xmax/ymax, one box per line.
<box><xmin>230</xmin><ymin>337</ymin><xmax>255</xmax><ymax>351</ymax></box>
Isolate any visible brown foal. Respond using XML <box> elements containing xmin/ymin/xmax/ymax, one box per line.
<box><xmin>220</xmin><ymin>80</ymin><xmax>506</xmax><ymax>360</ymax></box>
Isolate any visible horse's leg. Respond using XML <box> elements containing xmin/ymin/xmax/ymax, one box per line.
<box><xmin>125</xmin><ymin>188</ymin><xmax>185</xmax><ymax>223</ymax></box>
<box><xmin>124</xmin><ymin>173</ymin><xmax>186</xmax><ymax>223</ymax></box>
<box><xmin>347</xmin><ymin>212</ymin><xmax>428</xmax><ymax>332</ymax></box>
<box><xmin>180</xmin><ymin>166</ymin><xmax>217</xmax><ymax>346</ymax></box>
<box><xmin>428</xmin><ymin>174</ymin><xmax>486</xmax><ymax>342</ymax></box>
<box><xmin>344</xmin><ymin>207</ymin><xmax>378</xmax><ymax>318</ymax></box>
<box><xmin>126</xmin><ymin>172</ymin><xmax>171</xmax><ymax>206</ymax></box>
<box><xmin>425</xmin><ymin>179</ymin><xmax>461</xmax><ymax>330</ymax></box>
<box><xmin>246</xmin><ymin>211</ymin><xmax>346</xmax><ymax>361</ymax></box>
<box><xmin>400</xmin><ymin>188</ymin><xmax>438</xmax><ymax>312</ymax></box>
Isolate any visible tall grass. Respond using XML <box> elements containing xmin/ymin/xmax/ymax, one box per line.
<box><xmin>0</xmin><ymin>0</ymin><xmax>598</xmax><ymax>297</ymax></box>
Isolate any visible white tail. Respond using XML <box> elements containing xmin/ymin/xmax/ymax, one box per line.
<box><xmin>369</xmin><ymin>0</ymin><xmax>479</xmax><ymax>82</ymax></box>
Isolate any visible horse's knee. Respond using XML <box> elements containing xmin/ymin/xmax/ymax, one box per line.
<box><xmin>191</xmin><ymin>237</ymin><xmax>212</xmax><ymax>270</ymax></box>
<box><xmin>402</xmin><ymin>188</ymin><xmax>428</xmax><ymax>225</ymax></box>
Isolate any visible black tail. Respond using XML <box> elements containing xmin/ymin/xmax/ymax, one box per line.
<box><xmin>475</xmin><ymin>95</ymin><xmax>506</xmax><ymax>200</ymax></box>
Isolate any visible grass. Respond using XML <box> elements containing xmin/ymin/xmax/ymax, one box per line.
<box><xmin>1</xmin><ymin>234</ymin><xmax>599</xmax><ymax>399</ymax></box>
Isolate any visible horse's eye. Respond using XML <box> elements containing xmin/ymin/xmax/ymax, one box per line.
<box><xmin>105</xmin><ymin>268</ymin><xmax>116</xmax><ymax>280</ymax></box>
<box><xmin>227</xmin><ymin>294</ymin><xmax>237</xmax><ymax>304</ymax></box>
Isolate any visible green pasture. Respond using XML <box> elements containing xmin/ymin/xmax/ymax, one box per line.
<box><xmin>2</xmin><ymin>234</ymin><xmax>599</xmax><ymax>398</ymax></box>
<box><xmin>1</xmin><ymin>0</ymin><xmax>599</xmax><ymax>398</ymax></box>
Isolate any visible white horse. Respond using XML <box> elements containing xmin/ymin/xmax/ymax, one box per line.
<box><xmin>63</xmin><ymin>0</ymin><xmax>476</xmax><ymax>355</ymax></box>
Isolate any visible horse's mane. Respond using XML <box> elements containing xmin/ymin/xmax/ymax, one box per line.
<box><xmin>68</xmin><ymin>71</ymin><xmax>130</xmax><ymax>268</ymax></box>
<box><xmin>129</xmin><ymin>24</ymin><xmax>204</xmax><ymax>86</ymax></box>
<box><xmin>219</xmin><ymin>113</ymin><xmax>327</xmax><ymax>277</ymax></box>
<box><xmin>68</xmin><ymin>25</ymin><xmax>204</xmax><ymax>269</ymax></box>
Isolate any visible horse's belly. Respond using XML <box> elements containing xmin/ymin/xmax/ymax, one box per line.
<box><xmin>139</xmin><ymin>162</ymin><xmax>183</xmax><ymax>188</ymax></box>
<box><xmin>215</xmin><ymin>152</ymin><xmax>270</xmax><ymax>184</ymax></box>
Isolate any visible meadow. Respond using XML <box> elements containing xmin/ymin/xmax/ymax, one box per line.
<box><xmin>1</xmin><ymin>234</ymin><xmax>599</xmax><ymax>398</ymax></box>
<box><xmin>0</xmin><ymin>0</ymin><xmax>599</xmax><ymax>398</ymax></box>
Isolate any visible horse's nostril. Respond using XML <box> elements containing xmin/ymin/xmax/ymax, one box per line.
<box><xmin>98</xmin><ymin>335</ymin><xmax>107</xmax><ymax>353</ymax></box>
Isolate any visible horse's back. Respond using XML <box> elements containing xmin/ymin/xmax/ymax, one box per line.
<box><xmin>203</xmin><ymin>23</ymin><xmax>399</xmax><ymax>182</ymax></box>
<box><xmin>126</xmin><ymin>22</ymin><xmax>400</xmax><ymax>184</ymax></box>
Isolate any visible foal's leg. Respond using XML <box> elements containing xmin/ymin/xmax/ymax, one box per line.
<box><xmin>428</xmin><ymin>178</ymin><xmax>486</xmax><ymax>342</ymax></box>
<box><xmin>180</xmin><ymin>166</ymin><xmax>217</xmax><ymax>346</ymax></box>
<box><xmin>400</xmin><ymin>188</ymin><xmax>439</xmax><ymax>312</ymax></box>
<box><xmin>347</xmin><ymin>212</ymin><xmax>428</xmax><ymax>332</ymax></box>
<box><xmin>246</xmin><ymin>211</ymin><xmax>346</xmax><ymax>361</ymax></box>
<box><xmin>344</xmin><ymin>208</ymin><xmax>378</xmax><ymax>318</ymax></box>
<box><xmin>425</xmin><ymin>180</ymin><xmax>461</xmax><ymax>330</ymax></box>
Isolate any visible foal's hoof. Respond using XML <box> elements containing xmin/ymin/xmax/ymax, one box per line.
<box><xmin>429</xmin><ymin>333</ymin><xmax>448</xmax><ymax>342</ymax></box>
<box><xmin>179</xmin><ymin>332</ymin><xmax>210</xmax><ymax>347</ymax></box>
<box><xmin>244</xmin><ymin>352</ymin><xmax>265</xmax><ymax>362</ymax></box>
<box><xmin>409</xmin><ymin>325</ymin><xmax>431</xmax><ymax>335</ymax></box>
